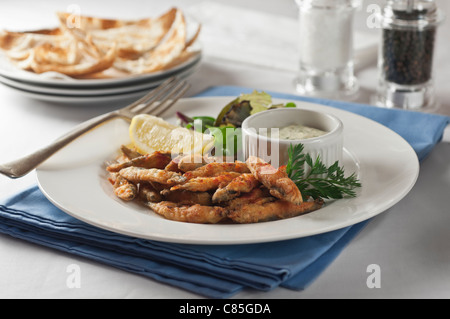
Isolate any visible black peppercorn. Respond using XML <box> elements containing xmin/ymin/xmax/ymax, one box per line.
<box><xmin>376</xmin><ymin>1</ymin><xmax>443</xmax><ymax>110</ymax></box>
<box><xmin>381</xmin><ymin>9</ymin><xmax>436</xmax><ymax>85</ymax></box>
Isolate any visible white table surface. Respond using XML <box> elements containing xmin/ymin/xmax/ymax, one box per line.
<box><xmin>0</xmin><ymin>0</ymin><xmax>449</xmax><ymax>299</ymax></box>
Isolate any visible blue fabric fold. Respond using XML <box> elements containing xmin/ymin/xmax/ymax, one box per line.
<box><xmin>0</xmin><ymin>86</ymin><xmax>448</xmax><ymax>298</ymax></box>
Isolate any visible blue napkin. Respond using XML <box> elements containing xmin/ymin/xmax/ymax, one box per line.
<box><xmin>0</xmin><ymin>86</ymin><xmax>448</xmax><ymax>298</ymax></box>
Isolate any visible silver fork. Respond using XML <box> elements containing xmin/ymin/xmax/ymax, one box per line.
<box><xmin>0</xmin><ymin>76</ymin><xmax>190</xmax><ymax>179</ymax></box>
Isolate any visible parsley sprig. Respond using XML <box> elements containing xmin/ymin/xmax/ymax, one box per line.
<box><xmin>286</xmin><ymin>144</ymin><xmax>361</xmax><ymax>201</ymax></box>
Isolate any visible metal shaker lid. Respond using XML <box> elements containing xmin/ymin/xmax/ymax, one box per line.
<box><xmin>381</xmin><ymin>0</ymin><xmax>445</xmax><ymax>29</ymax></box>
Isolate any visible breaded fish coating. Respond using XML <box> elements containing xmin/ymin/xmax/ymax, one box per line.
<box><xmin>138</xmin><ymin>183</ymin><xmax>163</xmax><ymax>203</ymax></box>
<box><xmin>177</xmin><ymin>153</ymin><xmax>215</xmax><ymax>172</ymax></box>
<box><xmin>120</xmin><ymin>145</ymin><xmax>142</xmax><ymax>160</ymax></box>
<box><xmin>227</xmin><ymin>198</ymin><xmax>324</xmax><ymax>223</ymax></box>
<box><xmin>246</xmin><ymin>156</ymin><xmax>303</xmax><ymax>205</ymax></box>
<box><xmin>119</xmin><ymin>167</ymin><xmax>186</xmax><ymax>185</ymax></box>
<box><xmin>212</xmin><ymin>173</ymin><xmax>260</xmax><ymax>203</ymax></box>
<box><xmin>109</xmin><ymin>174</ymin><xmax>137</xmax><ymax>201</ymax></box>
<box><xmin>147</xmin><ymin>201</ymin><xmax>226</xmax><ymax>224</ymax></box>
<box><xmin>107</xmin><ymin>151</ymin><xmax>171</xmax><ymax>172</ymax></box>
<box><xmin>161</xmin><ymin>189</ymin><xmax>212</xmax><ymax>206</ymax></box>
<box><xmin>170</xmin><ymin>172</ymin><xmax>241</xmax><ymax>192</ymax></box>
<box><xmin>183</xmin><ymin>161</ymin><xmax>250</xmax><ymax>180</ymax></box>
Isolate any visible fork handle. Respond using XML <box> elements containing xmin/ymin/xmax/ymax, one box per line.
<box><xmin>0</xmin><ymin>111</ymin><xmax>119</xmax><ymax>179</ymax></box>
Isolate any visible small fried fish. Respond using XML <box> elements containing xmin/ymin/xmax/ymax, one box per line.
<box><xmin>109</xmin><ymin>174</ymin><xmax>137</xmax><ymax>201</ymax></box>
<box><xmin>183</xmin><ymin>162</ymin><xmax>250</xmax><ymax>180</ymax></box>
<box><xmin>212</xmin><ymin>173</ymin><xmax>260</xmax><ymax>204</ymax></box>
<box><xmin>119</xmin><ymin>167</ymin><xmax>185</xmax><ymax>185</ymax></box>
<box><xmin>227</xmin><ymin>198</ymin><xmax>324</xmax><ymax>224</ymax></box>
<box><xmin>107</xmin><ymin>151</ymin><xmax>171</xmax><ymax>172</ymax></box>
<box><xmin>170</xmin><ymin>172</ymin><xmax>241</xmax><ymax>192</ymax></box>
<box><xmin>161</xmin><ymin>189</ymin><xmax>212</xmax><ymax>206</ymax></box>
<box><xmin>147</xmin><ymin>201</ymin><xmax>226</xmax><ymax>224</ymax></box>
<box><xmin>246</xmin><ymin>156</ymin><xmax>303</xmax><ymax>205</ymax></box>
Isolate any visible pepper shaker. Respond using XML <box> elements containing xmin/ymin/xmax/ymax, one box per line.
<box><xmin>376</xmin><ymin>0</ymin><xmax>444</xmax><ymax>110</ymax></box>
<box><xmin>294</xmin><ymin>0</ymin><xmax>361</xmax><ymax>98</ymax></box>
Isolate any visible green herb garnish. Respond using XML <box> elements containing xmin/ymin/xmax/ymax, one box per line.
<box><xmin>284</xmin><ymin>102</ymin><xmax>297</xmax><ymax>108</ymax></box>
<box><xmin>286</xmin><ymin>144</ymin><xmax>361</xmax><ymax>201</ymax></box>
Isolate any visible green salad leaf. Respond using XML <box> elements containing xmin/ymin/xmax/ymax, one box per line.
<box><xmin>214</xmin><ymin>90</ymin><xmax>296</xmax><ymax>127</ymax></box>
<box><xmin>240</xmin><ymin>91</ymin><xmax>273</xmax><ymax>114</ymax></box>
<box><xmin>176</xmin><ymin>91</ymin><xmax>296</xmax><ymax>156</ymax></box>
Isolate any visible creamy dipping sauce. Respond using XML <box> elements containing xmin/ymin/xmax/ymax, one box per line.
<box><xmin>262</xmin><ymin>124</ymin><xmax>327</xmax><ymax>140</ymax></box>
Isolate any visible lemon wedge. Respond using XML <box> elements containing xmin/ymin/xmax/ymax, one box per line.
<box><xmin>129</xmin><ymin>114</ymin><xmax>215</xmax><ymax>155</ymax></box>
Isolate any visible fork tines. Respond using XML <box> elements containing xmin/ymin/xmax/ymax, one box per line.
<box><xmin>128</xmin><ymin>77</ymin><xmax>190</xmax><ymax>116</ymax></box>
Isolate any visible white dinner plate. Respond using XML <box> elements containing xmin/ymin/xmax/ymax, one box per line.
<box><xmin>0</xmin><ymin>50</ymin><xmax>201</xmax><ymax>88</ymax></box>
<box><xmin>1</xmin><ymin>85</ymin><xmax>153</xmax><ymax>105</ymax></box>
<box><xmin>36</xmin><ymin>97</ymin><xmax>420</xmax><ymax>245</ymax></box>
<box><xmin>0</xmin><ymin>63</ymin><xmax>199</xmax><ymax>104</ymax></box>
<box><xmin>0</xmin><ymin>54</ymin><xmax>201</xmax><ymax>96</ymax></box>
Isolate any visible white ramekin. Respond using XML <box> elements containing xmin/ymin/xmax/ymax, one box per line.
<box><xmin>241</xmin><ymin>108</ymin><xmax>344</xmax><ymax>169</ymax></box>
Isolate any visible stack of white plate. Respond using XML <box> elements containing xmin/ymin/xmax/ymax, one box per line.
<box><xmin>0</xmin><ymin>52</ymin><xmax>201</xmax><ymax>104</ymax></box>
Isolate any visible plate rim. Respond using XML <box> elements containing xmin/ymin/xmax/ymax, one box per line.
<box><xmin>36</xmin><ymin>96</ymin><xmax>420</xmax><ymax>245</ymax></box>
<box><xmin>1</xmin><ymin>63</ymin><xmax>199</xmax><ymax>103</ymax></box>
<box><xmin>0</xmin><ymin>55</ymin><xmax>201</xmax><ymax>95</ymax></box>
<box><xmin>0</xmin><ymin>51</ymin><xmax>202</xmax><ymax>88</ymax></box>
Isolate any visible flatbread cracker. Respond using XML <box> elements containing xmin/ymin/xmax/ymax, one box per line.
<box><xmin>30</xmin><ymin>42</ymin><xmax>117</xmax><ymax>76</ymax></box>
<box><xmin>0</xmin><ymin>7</ymin><xmax>200</xmax><ymax>79</ymax></box>
<box><xmin>113</xmin><ymin>8</ymin><xmax>187</xmax><ymax>74</ymax></box>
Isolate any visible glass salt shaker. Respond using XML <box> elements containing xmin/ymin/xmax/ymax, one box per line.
<box><xmin>294</xmin><ymin>0</ymin><xmax>361</xmax><ymax>98</ymax></box>
<box><xmin>376</xmin><ymin>0</ymin><xmax>444</xmax><ymax>110</ymax></box>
